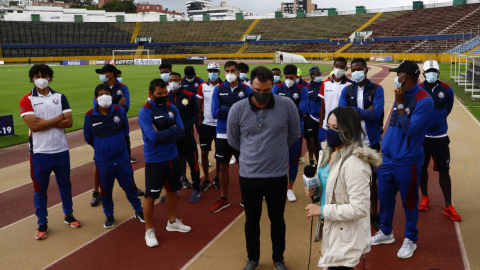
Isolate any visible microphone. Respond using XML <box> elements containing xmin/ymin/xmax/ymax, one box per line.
<box><xmin>303</xmin><ymin>165</ymin><xmax>321</xmax><ymax>203</ymax></box>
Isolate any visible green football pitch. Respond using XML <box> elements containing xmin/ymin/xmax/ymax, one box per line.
<box><xmin>0</xmin><ymin>63</ymin><xmax>332</xmax><ymax>149</ymax></box>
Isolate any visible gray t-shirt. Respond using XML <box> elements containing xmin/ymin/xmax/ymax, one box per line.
<box><xmin>227</xmin><ymin>94</ymin><xmax>301</xmax><ymax>178</ymax></box>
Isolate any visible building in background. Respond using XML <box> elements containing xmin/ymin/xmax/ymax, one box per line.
<box><xmin>186</xmin><ymin>1</ymin><xmax>255</xmax><ymax>18</ymax></box>
<box><xmin>98</xmin><ymin>0</ymin><xmax>119</xmax><ymax>9</ymax></box>
<box><xmin>136</xmin><ymin>3</ymin><xmax>182</xmax><ymax>15</ymax></box>
<box><xmin>186</xmin><ymin>0</ymin><xmax>212</xmax><ymax>13</ymax></box>
<box><xmin>281</xmin><ymin>0</ymin><xmax>318</xmax><ymax>14</ymax></box>
<box><xmin>32</xmin><ymin>1</ymin><xmax>71</xmax><ymax>8</ymax></box>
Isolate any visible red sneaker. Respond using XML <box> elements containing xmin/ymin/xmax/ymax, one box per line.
<box><xmin>65</xmin><ymin>215</ymin><xmax>82</xmax><ymax>228</ymax></box>
<box><xmin>210</xmin><ymin>199</ymin><xmax>230</xmax><ymax>213</ymax></box>
<box><xmin>35</xmin><ymin>224</ymin><xmax>48</xmax><ymax>240</ymax></box>
<box><xmin>444</xmin><ymin>205</ymin><xmax>462</xmax><ymax>221</ymax></box>
<box><xmin>419</xmin><ymin>196</ymin><xmax>430</xmax><ymax>211</ymax></box>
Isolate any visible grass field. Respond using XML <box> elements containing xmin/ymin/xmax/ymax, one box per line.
<box><xmin>0</xmin><ymin>63</ymin><xmax>332</xmax><ymax>149</ymax></box>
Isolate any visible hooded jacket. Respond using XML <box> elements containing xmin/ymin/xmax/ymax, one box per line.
<box><xmin>315</xmin><ymin>143</ymin><xmax>383</xmax><ymax>268</ymax></box>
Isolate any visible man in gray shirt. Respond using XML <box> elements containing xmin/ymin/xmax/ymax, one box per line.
<box><xmin>227</xmin><ymin>66</ymin><xmax>301</xmax><ymax>270</ymax></box>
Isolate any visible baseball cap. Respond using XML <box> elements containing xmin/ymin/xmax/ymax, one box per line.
<box><xmin>95</xmin><ymin>64</ymin><xmax>117</xmax><ymax>74</ymax></box>
<box><xmin>389</xmin><ymin>60</ymin><xmax>421</xmax><ymax>77</ymax></box>
<box><xmin>207</xmin><ymin>62</ymin><xmax>220</xmax><ymax>70</ymax></box>
<box><xmin>184</xmin><ymin>66</ymin><xmax>196</xmax><ymax>77</ymax></box>
<box><xmin>309</xmin><ymin>66</ymin><xmax>320</xmax><ymax>74</ymax></box>
<box><xmin>423</xmin><ymin>60</ymin><xmax>440</xmax><ymax>72</ymax></box>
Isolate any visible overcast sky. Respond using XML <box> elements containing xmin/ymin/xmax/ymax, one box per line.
<box><xmin>143</xmin><ymin>0</ymin><xmax>453</xmax><ymax>15</ymax></box>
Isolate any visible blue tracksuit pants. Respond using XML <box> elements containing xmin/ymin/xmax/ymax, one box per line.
<box><xmin>96</xmin><ymin>159</ymin><xmax>142</xmax><ymax>217</ymax></box>
<box><xmin>378</xmin><ymin>162</ymin><xmax>422</xmax><ymax>243</ymax></box>
<box><xmin>288</xmin><ymin>136</ymin><xmax>303</xmax><ymax>182</ymax></box>
<box><xmin>30</xmin><ymin>150</ymin><xmax>73</xmax><ymax>226</ymax></box>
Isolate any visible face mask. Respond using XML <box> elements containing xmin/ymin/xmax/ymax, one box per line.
<box><xmin>153</xmin><ymin>96</ymin><xmax>167</xmax><ymax>106</ymax></box>
<box><xmin>97</xmin><ymin>95</ymin><xmax>112</xmax><ymax>108</ymax></box>
<box><xmin>186</xmin><ymin>77</ymin><xmax>194</xmax><ymax>82</ymax></box>
<box><xmin>314</xmin><ymin>76</ymin><xmax>322</xmax><ymax>83</ymax></box>
<box><xmin>117</xmin><ymin>77</ymin><xmax>123</xmax><ymax>83</ymax></box>
<box><xmin>225</xmin><ymin>73</ymin><xmax>237</xmax><ymax>83</ymax></box>
<box><xmin>333</xmin><ymin>68</ymin><xmax>345</xmax><ymax>79</ymax></box>
<box><xmin>351</xmin><ymin>70</ymin><xmax>366</xmax><ymax>83</ymax></box>
<box><xmin>326</xmin><ymin>129</ymin><xmax>343</xmax><ymax>148</ymax></box>
<box><xmin>99</xmin><ymin>74</ymin><xmax>109</xmax><ymax>83</ymax></box>
<box><xmin>425</xmin><ymin>72</ymin><xmax>438</xmax><ymax>83</ymax></box>
<box><xmin>273</xmin><ymin>76</ymin><xmax>281</xmax><ymax>84</ymax></box>
<box><xmin>209</xmin><ymin>73</ymin><xmax>219</xmax><ymax>81</ymax></box>
<box><xmin>395</xmin><ymin>74</ymin><xmax>406</xmax><ymax>88</ymax></box>
<box><xmin>161</xmin><ymin>73</ymin><xmax>170</xmax><ymax>83</ymax></box>
<box><xmin>239</xmin><ymin>73</ymin><xmax>248</xmax><ymax>80</ymax></box>
<box><xmin>295</xmin><ymin>78</ymin><xmax>300</xmax><ymax>83</ymax></box>
<box><xmin>253</xmin><ymin>91</ymin><xmax>271</xmax><ymax>105</ymax></box>
<box><xmin>34</xmin><ymin>78</ymin><xmax>49</xmax><ymax>89</ymax></box>
<box><xmin>285</xmin><ymin>79</ymin><xmax>294</xmax><ymax>88</ymax></box>
<box><xmin>169</xmin><ymin>82</ymin><xmax>180</xmax><ymax>91</ymax></box>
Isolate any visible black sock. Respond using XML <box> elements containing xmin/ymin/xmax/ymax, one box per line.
<box><xmin>169</xmin><ymin>220</ymin><xmax>175</xmax><ymax>224</ymax></box>
<box><xmin>221</xmin><ymin>197</ymin><xmax>227</xmax><ymax>201</ymax></box>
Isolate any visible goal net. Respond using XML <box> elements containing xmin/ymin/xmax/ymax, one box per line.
<box><xmin>318</xmin><ymin>50</ymin><xmax>328</xmax><ymax>60</ymax></box>
<box><xmin>112</xmin><ymin>49</ymin><xmax>160</xmax><ymax>65</ymax></box>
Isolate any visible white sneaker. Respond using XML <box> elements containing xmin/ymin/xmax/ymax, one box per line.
<box><xmin>287</xmin><ymin>189</ymin><xmax>296</xmax><ymax>202</ymax></box>
<box><xmin>145</xmin><ymin>228</ymin><xmax>158</xmax><ymax>247</ymax></box>
<box><xmin>209</xmin><ymin>162</ymin><xmax>212</xmax><ymax>167</ymax></box>
<box><xmin>397</xmin><ymin>238</ymin><xmax>417</xmax><ymax>259</ymax></box>
<box><xmin>371</xmin><ymin>230</ymin><xmax>395</xmax><ymax>246</ymax></box>
<box><xmin>166</xmin><ymin>219</ymin><xmax>191</xmax><ymax>233</ymax></box>
<box><xmin>229</xmin><ymin>156</ymin><xmax>236</xmax><ymax>165</ymax></box>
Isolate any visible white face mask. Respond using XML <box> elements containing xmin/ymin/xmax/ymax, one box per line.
<box><xmin>333</xmin><ymin>68</ymin><xmax>345</xmax><ymax>79</ymax></box>
<box><xmin>186</xmin><ymin>77</ymin><xmax>194</xmax><ymax>82</ymax></box>
<box><xmin>97</xmin><ymin>95</ymin><xmax>112</xmax><ymax>108</ymax></box>
<box><xmin>169</xmin><ymin>82</ymin><xmax>180</xmax><ymax>91</ymax></box>
<box><xmin>284</xmin><ymin>79</ymin><xmax>294</xmax><ymax>88</ymax></box>
<box><xmin>225</xmin><ymin>73</ymin><xmax>237</xmax><ymax>83</ymax></box>
<box><xmin>34</xmin><ymin>78</ymin><xmax>50</xmax><ymax>90</ymax></box>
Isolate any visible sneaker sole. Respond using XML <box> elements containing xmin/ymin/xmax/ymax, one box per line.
<box><xmin>35</xmin><ymin>228</ymin><xmax>48</xmax><ymax>240</ymax></box>
<box><xmin>146</xmin><ymin>240</ymin><xmax>158</xmax><ymax>247</ymax></box>
<box><xmin>371</xmin><ymin>237</ymin><xmax>395</xmax><ymax>246</ymax></box>
<box><xmin>134</xmin><ymin>215</ymin><xmax>145</xmax><ymax>223</ymax></box>
<box><xmin>64</xmin><ymin>221</ymin><xmax>81</xmax><ymax>228</ymax></box>
<box><xmin>287</xmin><ymin>197</ymin><xmax>296</xmax><ymax>202</ymax></box>
<box><xmin>444</xmin><ymin>211</ymin><xmax>462</xmax><ymax>221</ymax></box>
<box><xmin>166</xmin><ymin>227</ymin><xmax>191</xmax><ymax>233</ymax></box>
<box><xmin>104</xmin><ymin>223</ymin><xmax>115</xmax><ymax>229</ymax></box>
<box><xmin>397</xmin><ymin>244</ymin><xmax>417</xmax><ymax>259</ymax></box>
<box><xmin>200</xmin><ymin>184</ymin><xmax>211</xmax><ymax>192</ymax></box>
<box><xmin>210</xmin><ymin>203</ymin><xmax>230</xmax><ymax>213</ymax></box>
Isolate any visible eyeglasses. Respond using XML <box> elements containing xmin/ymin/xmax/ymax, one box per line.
<box><xmin>256</xmin><ymin>109</ymin><xmax>266</xmax><ymax>133</ymax></box>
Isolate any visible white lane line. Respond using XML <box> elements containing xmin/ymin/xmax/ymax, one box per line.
<box><xmin>179</xmin><ymin>211</ymin><xmax>245</xmax><ymax>270</ymax></box>
<box><xmin>453</xmin><ymin>205</ymin><xmax>470</xmax><ymax>270</ymax></box>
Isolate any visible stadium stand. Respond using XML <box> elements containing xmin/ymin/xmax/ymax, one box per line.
<box><xmin>449</xmin><ymin>36</ymin><xmax>480</xmax><ymax>54</ymax></box>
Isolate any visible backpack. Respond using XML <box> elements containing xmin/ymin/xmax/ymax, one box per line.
<box><xmin>346</xmin><ymin>83</ymin><xmax>385</xmax><ymax>133</ymax></box>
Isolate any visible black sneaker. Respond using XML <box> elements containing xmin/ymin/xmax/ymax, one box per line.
<box><xmin>200</xmin><ymin>179</ymin><xmax>211</xmax><ymax>191</ymax></box>
<box><xmin>371</xmin><ymin>213</ymin><xmax>381</xmax><ymax>231</ymax></box>
<box><xmin>273</xmin><ymin>261</ymin><xmax>289</xmax><ymax>270</ymax></box>
<box><xmin>104</xmin><ymin>215</ymin><xmax>115</xmax><ymax>229</ymax></box>
<box><xmin>134</xmin><ymin>211</ymin><xmax>145</xmax><ymax>223</ymax></box>
<box><xmin>309</xmin><ymin>159</ymin><xmax>315</xmax><ymax>166</ymax></box>
<box><xmin>136</xmin><ymin>185</ymin><xmax>145</xmax><ymax>197</ymax></box>
<box><xmin>91</xmin><ymin>191</ymin><xmax>101</xmax><ymax>207</ymax></box>
<box><xmin>213</xmin><ymin>176</ymin><xmax>220</xmax><ymax>189</ymax></box>
<box><xmin>183</xmin><ymin>177</ymin><xmax>192</xmax><ymax>189</ymax></box>
<box><xmin>242</xmin><ymin>261</ymin><xmax>259</xmax><ymax>270</ymax></box>
<box><xmin>130</xmin><ymin>157</ymin><xmax>137</xmax><ymax>164</ymax></box>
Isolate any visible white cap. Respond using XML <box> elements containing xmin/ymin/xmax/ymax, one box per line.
<box><xmin>423</xmin><ymin>60</ymin><xmax>439</xmax><ymax>71</ymax></box>
<box><xmin>207</xmin><ymin>62</ymin><xmax>220</xmax><ymax>70</ymax></box>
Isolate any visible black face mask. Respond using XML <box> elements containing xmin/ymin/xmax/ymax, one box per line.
<box><xmin>153</xmin><ymin>96</ymin><xmax>167</xmax><ymax>106</ymax></box>
<box><xmin>252</xmin><ymin>91</ymin><xmax>271</xmax><ymax>105</ymax></box>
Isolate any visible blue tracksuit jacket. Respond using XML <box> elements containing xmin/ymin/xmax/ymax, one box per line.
<box><xmin>181</xmin><ymin>76</ymin><xmax>205</xmax><ymax>95</ymax></box>
<box><xmin>306</xmin><ymin>81</ymin><xmax>322</xmax><ymax>122</ymax></box>
<box><xmin>272</xmin><ymin>81</ymin><xmax>309</xmax><ymax>134</ymax></box>
<box><xmin>419</xmin><ymin>80</ymin><xmax>454</xmax><ymax>137</ymax></box>
<box><xmin>93</xmin><ymin>80</ymin><xmax>131</xmax><ymax>113</ymax></box>
<box><xmin>338</xmin><ymin>79</ymin><xmax>385</xmax><ymax>146</ymax></box>
<box><xmin>138</xmin><ymin>100</ymin><xmax>185</xmax><ymax>163</ymax></box>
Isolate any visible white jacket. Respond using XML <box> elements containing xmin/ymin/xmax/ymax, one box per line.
<box><xmin>316</xmin><ymin>143</ymin><xmax>383</xmax><ymax>268</ymax></box>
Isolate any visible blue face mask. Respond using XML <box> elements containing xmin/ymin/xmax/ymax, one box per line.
<box><xmin>326</xmin><ymin>129</ymin><xmax>343</xmax><ymax>148</ymax></box>
<box><xmin>394</xmin><ymin>74</ymin><xmax>405</xmax><ymax>89</ymax></box>
<box><xmin>425</xmin><ymin>72</ymin><xmax>438</xmax><ymax>83</ymax></box>
<box><xmin>99</xmin><ymin>74</ymin><xmax>108</xmax><ymax>83</ymax></box>
<box><xmin>117</xmin><ymin>77</ymin><xmax>123</xmax><ymax>83</ymax></box>
<box><xmin>161</xmin><ymin>73</ymin><xmax>170</xmax><ymax>83</ymax></box>
<box><xmin>209</xmin><ymin>72</ymin><xmax>219</xmax><ymax>81</ymax></box>
<box><xmin>314</xmin><ymin>76</ymin><xmax>322</xmax><ymax>83</ymax></box>
<box><xmin>239</xmin><ymin>73</ymin><xmax>248</xmax><ymax>80</ymax></box>
<box><xmin>274</xmin><ymin>75</ymin><xmax>281</xmax><ymax>84</ymax></box>
<box><xmin>351</xmin><ymin>70</ymin><xmax>366</xmax><ymax>83</ymax></box>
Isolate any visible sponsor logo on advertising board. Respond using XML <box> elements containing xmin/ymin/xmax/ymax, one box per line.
<box><xmin>134</xmin><ymin>59</ymin><xmax>162</xmax><ymax>65</ymax></box>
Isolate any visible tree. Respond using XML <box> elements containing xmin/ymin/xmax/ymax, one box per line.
<box><xmin>102</xmin><ymin>0</ymin><xmax>137</xmax><ymax>13</ymax></box>
<box><xmin>9</xmin><ymin>1</ymin><xmax>18</xmax><ymax>6</ymax></box>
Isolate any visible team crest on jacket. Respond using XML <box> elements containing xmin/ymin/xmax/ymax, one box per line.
<box><xmin>113</xmin><ymin>116</ymin><xmax>120</xmax><ymax>123</ymax></box>
<box><xmin>168</xmin><ymin>111</ymin><xmax>174</xmax><ymax>119</ymax></box>
<box><xmin>293</xmin><ymin>93</ymin><xmax>299</xmax><ymax>99</ymax></box>
<box><xmin>52</xmin><ymin>99</ymin><xmax>59</xmax><ymax>105</ymax></box>
<box><xmin>438</xmin><ymin>92</ymin><xmax>445</xmax><ymax>99</ymax></box>
<box><xmin>182</xmin><ymin>98</ymin><xmax>189</xmax><ymax>106</ymax></box>
<box><xmin>405</xmin><ymin>108</ymin><xmax>410</xmax><ymax>115</ymax></box>
<box><xmin>369</xmin><ymin>96</ymin><xmax>372</xmax><ymax>102</ymax></box>
<box><xmin>238</xmin><ymin>91</ymin><xmax>245</xmax><ymax>98</ymax></box>
<box><xmin>194</xmin><ymin>83</ymin><xmax>199</xmax><ymax>88</ymax></box>
<box><xmin>117</xmin><ymin>90</ymin><xmax>123</xmax><ymax>96</ymax></box>
<box><xmin>21</xmin><ymin>107</ymin><xmax>25</xmax><ymax>112</ymax></box>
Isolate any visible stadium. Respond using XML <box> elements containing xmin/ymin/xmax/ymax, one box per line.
<box><xmin>1</xmin><ymin>0</ymin><xmax>480</xmax><ymax>269</ymax></box>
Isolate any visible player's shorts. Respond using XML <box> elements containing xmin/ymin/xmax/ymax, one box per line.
<box><xmin>198</xmin><ymin>124</ymin><xmax>217</xmax><ymax>151</ymax></box>
<box><xmin>144</xmin><ymin>155</ymin><xmax>183</xmax><ymax>199</ymax></box>
<box><xmin>423</xmin><ymin>136</ymin><xmax>450</xmax><ymax>172</ymax></box>
<box><xmin>215</xmin><ymin>138</ymin><xmax>240</xmax><ymax>165</ymax></box>
<box><xmin>304</xmin><ymin>119</ymin><xmax>319</xmax><ymax>140</ymax></box>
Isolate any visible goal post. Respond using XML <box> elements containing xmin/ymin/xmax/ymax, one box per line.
<box><xmin>370</xmin><ymin>50</ymin><xmax>385</xmax><ymax>57</ymax></box>
<box><xmin>318</xmin><ymin>50</ymin><xmax>328</xmax><ymax>60</ymax></box>
<box><xmin>112</xmin><ymin>49</ymin><xmax>151</xmax><ymax>61</ymax></box>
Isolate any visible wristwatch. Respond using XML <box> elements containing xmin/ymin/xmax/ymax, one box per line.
<box><xmin>397</xmin><ymin>104</ymin><xmax>405</xmax><ymax>110</ymax></box>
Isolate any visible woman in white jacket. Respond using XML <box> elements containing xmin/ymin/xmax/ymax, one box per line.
<box><xmin>305</xmin><ymin>106</ymin><xmax>382</xmax><ymax>270</ymax></box>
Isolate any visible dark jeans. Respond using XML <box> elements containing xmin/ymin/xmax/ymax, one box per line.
<box><xmin>328</xmin><ymin>267</ymin><xmax>353</xmax><ymax>270</ymax></box>
<box><xmin>239</xmin><ymin>175</ymin><xmax>288</xmax><ymax>263</ymax></box>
